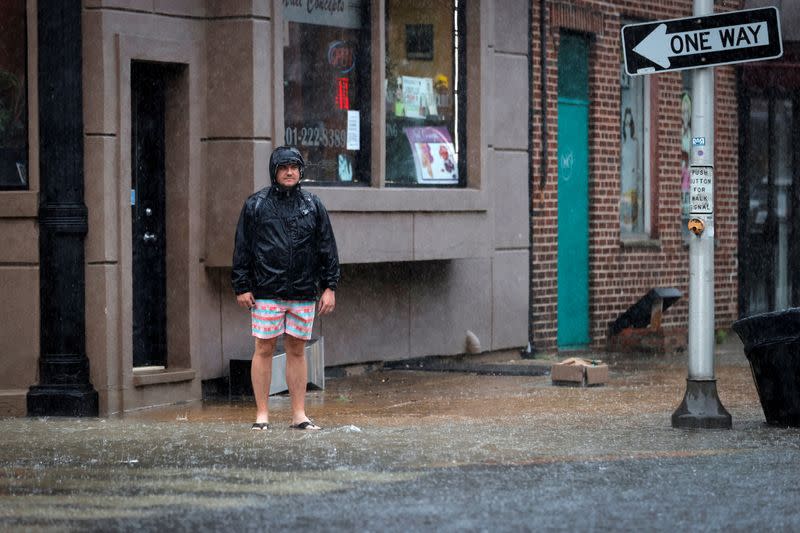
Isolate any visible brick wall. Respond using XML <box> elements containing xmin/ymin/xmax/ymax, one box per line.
<box><xmin>529</xmin><ymin>0</ymin><xmax>743</xmax><ymax>353</ymax></box>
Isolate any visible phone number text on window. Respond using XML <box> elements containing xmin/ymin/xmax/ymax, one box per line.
<box><xmin>285</xmin><ymin>126</ymin><xmax>348</xmax><ymax>148</ymax></box>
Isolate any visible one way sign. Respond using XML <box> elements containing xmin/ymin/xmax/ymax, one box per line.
<box><xmin>622</xmin><ymin>7</ymin><xmax>782</xmax><ymax>75</ymax></box>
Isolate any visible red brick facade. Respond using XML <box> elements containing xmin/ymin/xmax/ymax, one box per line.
<box><xmin>529</xmin><ymin>0</ymin><xmax>743</xmax><ymax>353</ymax></box>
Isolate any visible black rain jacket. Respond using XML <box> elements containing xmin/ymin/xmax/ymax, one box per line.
<box><xmin>231</xmin><ymin>184</ymin><xmax>340</xmax><ymax>301</ymax></box>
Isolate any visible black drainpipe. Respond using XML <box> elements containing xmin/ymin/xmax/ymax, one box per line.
<box><xmin>524</xmin><ymin>0</ymin><xmax>548</xmax><ymax>357</ymax></box>
<box><xmin>27</xmin><ymin>1</ymin><xmax>98</xmax><ymax>416</ymax></box>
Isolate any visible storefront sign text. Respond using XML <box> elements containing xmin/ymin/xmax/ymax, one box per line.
<box><xmin>284</xmin><ymin>0</ymin><xmax>362</xmax><ymax>29</ymax></box>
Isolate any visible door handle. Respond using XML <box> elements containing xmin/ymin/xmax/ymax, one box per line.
<box><xmin>143</xmin><ymin>232</ymin><xmax>157</xmax><ymax>243</ymax></box>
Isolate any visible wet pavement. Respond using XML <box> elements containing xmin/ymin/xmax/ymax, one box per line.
<box><xmin>2</xmin><ymin>338</ymin><xmax>800</xmax><ymax>531</ymax></box>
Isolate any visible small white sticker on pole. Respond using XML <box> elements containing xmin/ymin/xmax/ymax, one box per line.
<box><xmin>689</xmin><ymin>166</ymin><xmax>713</xmax><ymax>214</ymax></box>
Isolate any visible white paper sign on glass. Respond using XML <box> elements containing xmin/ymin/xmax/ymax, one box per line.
<box><xmin>346</xmin><ymin>110</ymin><xmax>360</xmax><ymax>150</ymax></box>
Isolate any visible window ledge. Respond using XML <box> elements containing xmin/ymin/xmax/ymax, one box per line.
<box><xmin>132</xmin><ymin>368</ymin><xmax>195</xmax><ymax>387</ymax></box>
<box><xmin>620</xmin><ymin>236</ymin><xmax>661</xmax><ymax>249</ymax></box>
<box><xmin>306</xmin><ymin>186</ymin><xmax>488</xmax><ymax>212</ymax></box>
<box><xmin>0</xmin><ymin>191</ymin><xmax>38</xmax><ymax>217</ymax></box>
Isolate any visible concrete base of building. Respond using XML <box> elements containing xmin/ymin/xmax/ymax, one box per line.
<box><xmin>229</xmin><ymin>337</ymin><xmax>325</xmax><ymax>398</ymax></box>
<box><xmin>0</xmin><ymin>390</ymin><xmax>27</xmax><ymax>417</ymax></box>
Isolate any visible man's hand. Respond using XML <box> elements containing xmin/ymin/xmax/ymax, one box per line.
<box><xmin>318</xmin><ymin>288</ymin><xmax>335</xmax><ymax>315</ymax></box>
<box><xmin>237</xmin><ymin>291</ymin><xmax>256</xmax><ymax>309</ymax></box>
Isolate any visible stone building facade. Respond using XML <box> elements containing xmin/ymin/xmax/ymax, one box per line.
<box><xmin>0</xmin><ymin>0</ymin><xmax>531</xmax><ymax>415</ymax></box>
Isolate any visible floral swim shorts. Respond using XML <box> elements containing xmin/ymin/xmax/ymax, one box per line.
<box><xmin>251</xmin><ymin>299</ymin><xmax>316</xmax><ymax>340</ymax></box>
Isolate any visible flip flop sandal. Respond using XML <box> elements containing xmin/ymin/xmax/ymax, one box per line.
<box><xmin>251</xmin><ymin>422</ymin><xmax>272</xmax><ymax>430</ymax></box>
<box><xmin>289</xmin><ymin>420</ymin><xmax>322</xmax><ymax>430</ymax></box>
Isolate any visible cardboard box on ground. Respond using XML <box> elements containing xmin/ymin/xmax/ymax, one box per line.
<box><xmin>551</xmin><ymin>357</ymin><xmax>609</xmax><ymax>387</ymax></box>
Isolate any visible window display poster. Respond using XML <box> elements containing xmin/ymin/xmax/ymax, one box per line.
<box><xmin>338</xmin><ymin>154</ymin><xmax>353</xmax><ymax>181</ymax></box>
<box><xmin>403</xmin><ymin>126</ymin><xmax>458</xmax><ymax>184</ymax></box>
<box><xmin>400</xmin><ymin>76</ymin><xmax>437</xmax><ymax>119</ymax></box>
<box><xmin>619</xmin><ymin>72</ymin><xmax>645</xmax><ymax>234</ymax></box>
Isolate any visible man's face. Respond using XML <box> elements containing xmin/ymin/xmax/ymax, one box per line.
<box><xmin>275</xmin><ymin>163</ymin><xmax>300</xmax><ymax>188</ymax></box>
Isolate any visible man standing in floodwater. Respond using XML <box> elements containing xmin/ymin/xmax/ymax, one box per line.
<box><xmin>232</xmin><ymin>146</ymin><xmax>340</xmax><ymax>431</ymax></box>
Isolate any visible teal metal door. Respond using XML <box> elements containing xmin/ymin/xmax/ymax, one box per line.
<box><xmin>557</xmin><ymin>33</ymin><xmax>590</xmax><ymax>349</ymax></box>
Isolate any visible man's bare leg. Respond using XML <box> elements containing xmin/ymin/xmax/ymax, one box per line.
<box><xmin>251</xmin><ymin>337</ymin><xmax>277</xmax><ymax>424</ymax></box>
<box><xmin>285</xmin><ymin>334</ymin><xmax>318</xmax><ymax>427</ymax></box>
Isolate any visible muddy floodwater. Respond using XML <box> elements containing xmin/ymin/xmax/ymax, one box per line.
<box><xmin>2</xmin><ymin>341</ymin><xmax>800</xmax><ymax>531</ymax></box>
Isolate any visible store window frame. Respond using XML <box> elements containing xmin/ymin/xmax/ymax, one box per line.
<box><xmin>281</xmin><ymin>1</ymin><xmax>373</xmax><ymax>186</ymax></box>
<box><xmin>0</xmin><ymin>0</ymin><xmax>29</xmax><ymax>192</ymax></box>
<box><xmin>679</xmin><ymin>71</ymin><xmax>693</xmax><ymax>244</ymax></box>
<box><xmin>384</xmin><ymin>0</ymin><xmax>466</xmax><ymax>188</ymax></box>
<box><xmin>738</xmin><ymin>82</ymin><xmax>800</xmax><ymax>316</ymax></box>
<box><xmin>619</xmin><ymin>29</ymin><xmax>653</xmax><ymax>240</ymax></box>
<box><xmin>275</xmin><ymin>0</ymin><xmax>477</xmax><ymax>201</ymax></box>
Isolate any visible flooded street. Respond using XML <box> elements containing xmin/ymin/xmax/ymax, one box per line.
<box><xmin>4</xmin><ymin>2</ymin><xmax>799</xmax><ymax>531</ymax></box>
<box><xmin>2</xmin><ymin>342</ymin><xmax>800</xmax><ymax>531</ymax></box>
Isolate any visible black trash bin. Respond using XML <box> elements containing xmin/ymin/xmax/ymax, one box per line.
<box><xmin>732</xmin><ymin>307</ymin><xmax>800</xmax><ymax>427</ymax></box>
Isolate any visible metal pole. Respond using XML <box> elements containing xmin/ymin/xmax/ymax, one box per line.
<box><xmin>688</xmin><ymin>61</ymin><xmax>715</xmax><ymax>380</ymax></box>
<box><xmin>672</xmin><ymin>0</ymin><xmax>731</xmax><ymax>429</ymax></box>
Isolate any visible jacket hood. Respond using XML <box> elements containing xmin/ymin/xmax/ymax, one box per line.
<box><xmin>269</xmin><ymin>146</ymin><xmax>305</xmax><ymax>186</ymax></box>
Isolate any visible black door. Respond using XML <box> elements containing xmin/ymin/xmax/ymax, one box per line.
<box><xmin>739</xmin><ymin>91</ymin><xmax>800</xmax><ymax>316</ymax></box>
<box><xmin>131</xmin><ymin>62</ymin><xmax>167</xmax><ymax>367</ymax></box>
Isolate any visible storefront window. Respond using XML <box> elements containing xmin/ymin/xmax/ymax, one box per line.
<box><xmin>283</xmin><ymin>1</ymin><xmax>370</xmax><ymax>185</ymax></box>
<box><xmin>282</xmin><ymin>1</ymin><xmax>466</xmax><ymax>188</ymax></box>
<box><xmin>619</xmin><ymin>62</ymin><xmax>650</xmax><ymax>236</ymax></box>
<box><xmin>385</xmin><ymin>0</ymin><xmax>464</xmax><ymax>187</ymax></box>
<box><xmin>0</xmin><ymin>0</ymin><xmax>28</xmax><ymax>190</ymax></box>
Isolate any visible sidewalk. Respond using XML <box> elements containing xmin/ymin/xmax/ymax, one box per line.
<box><xmin>2</xmin><ymin>335</ymin><xmax>798</xmax><ymax>531</ymax></box>
<box><xmin>381</xmin><ymin>348</ymin><xmax>553</xmax><ymax>376</ymax></box>
<box><xmin>385</xmin><ymin>331</ymin><xmax>746</xmax><ymax>376</ymax></box>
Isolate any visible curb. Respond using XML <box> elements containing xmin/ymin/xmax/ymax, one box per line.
<box><xmin>384</xmin><ymin>356</ymin><xmax>552</xmax><ymax>376</ymax></box>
